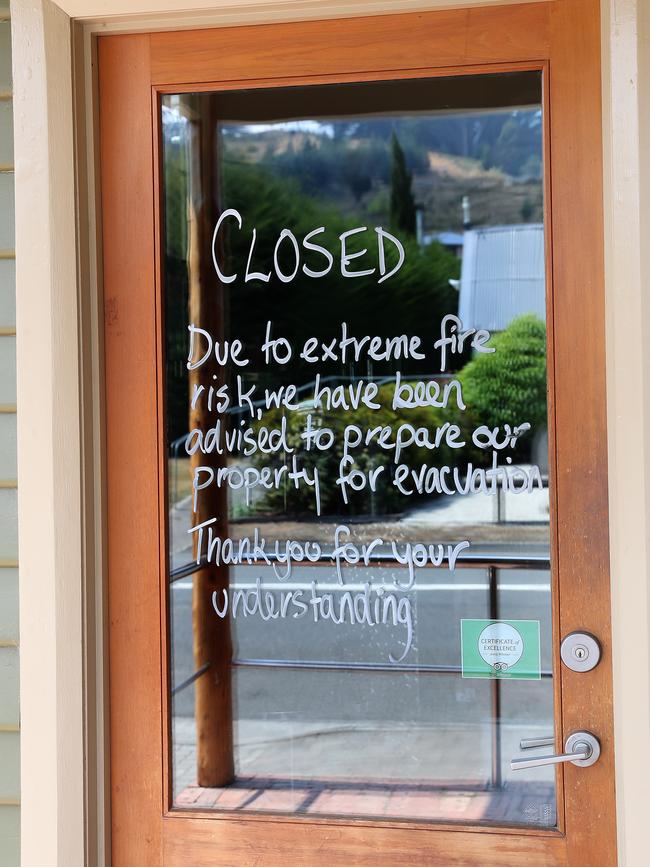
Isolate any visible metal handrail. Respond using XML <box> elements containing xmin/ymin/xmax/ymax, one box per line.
<box><xmin>231</xmin><ymin>657</ymin><xmax>552</xmax><ymax>677</ymax></box>
<box><xmin>172</xmin><ymin>657</ymin><xmax>551</xmax><ymax>698</ymax></box>
<box><xmin>170</xmin><ymin>552</ymin><xmax>551</xmax><ymax>583</ymax></box>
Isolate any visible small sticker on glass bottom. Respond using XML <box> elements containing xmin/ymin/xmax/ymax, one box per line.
<box><xmin>460</xmin><ymin>619</ymin><xmax>541</xmax><ymax>680</ymax></box>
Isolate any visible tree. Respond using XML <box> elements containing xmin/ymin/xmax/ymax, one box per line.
<box><xmin>389</xmin><ymin>133</ymin><xmax>416</xmax><ymax>235</ymax></box>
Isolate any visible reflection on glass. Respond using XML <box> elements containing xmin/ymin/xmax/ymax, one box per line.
<box><xmin>163</xmin><ymin>71</ymin><xmax>556</xmax><ymax>826</ymax></box>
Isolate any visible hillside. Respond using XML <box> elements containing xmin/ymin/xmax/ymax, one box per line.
<box><xmin>221</xmin><ymin>115</ymin><xmax>544</xmax><ymax>232</ymax></box>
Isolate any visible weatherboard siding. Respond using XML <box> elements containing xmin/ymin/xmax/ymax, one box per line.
<box><xmin>0</xmin><ymin>5</ymin><xmax>20</xmax><ymax>866</ymax></box>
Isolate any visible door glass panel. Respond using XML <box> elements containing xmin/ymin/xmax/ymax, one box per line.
<box><xmin>162</xmin><ymin>70</ymin><xmax>556</xmax><ymax>826</ymax></box>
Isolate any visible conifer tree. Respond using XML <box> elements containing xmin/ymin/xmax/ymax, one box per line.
<box><xmin>390</xmin><ymin>133</ymin><xmax>417</xmax><ymax>235</ymax></box>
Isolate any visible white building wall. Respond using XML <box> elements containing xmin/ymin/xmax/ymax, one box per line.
<box><xmin>457</xmin><ymin>224</ymin><xmax>546</xmax><ymax>332</ymax></box>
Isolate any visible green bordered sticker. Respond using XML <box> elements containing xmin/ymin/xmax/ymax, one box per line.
<box><xmin>460</xmin><ymin>619</ymin><xmax>541</xmax><ymax>680</ymax></box>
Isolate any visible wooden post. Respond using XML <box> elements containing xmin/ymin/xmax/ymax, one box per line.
<box><xmin>187</xmin><ymin>98</ymin><xmax>235</xmax><ymax>787</ymax></box>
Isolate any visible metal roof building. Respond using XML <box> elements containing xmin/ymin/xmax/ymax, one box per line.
<box><xmin>457</xmin><ymin>223</ymin><xmax>545</xmax><ymax>332</ymax></box>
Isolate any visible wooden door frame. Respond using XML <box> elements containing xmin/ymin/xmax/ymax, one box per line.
<box><xmin>99</xmin><ymin>1</ymin><xmax>616</xmax><ymax>863</ymax></box>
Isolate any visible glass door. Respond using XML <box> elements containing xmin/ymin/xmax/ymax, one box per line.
<box><xmin>99</xmin><ymin>4</ymin><xmax>616</xmax><ymax>863</ymax></box>
<box><xmin>163</xmin><ymin>70</ymin><xmax>556</xmax><ymax>826</ymax></box>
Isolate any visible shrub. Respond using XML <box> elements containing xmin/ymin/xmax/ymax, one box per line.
<box><xmin>251</xmin><ymin>381</ymin><xmax>456</xmax><ymax>517</ymax></box>
<box><xmin>458</xmin><ymin>314</ymin><xmax>547</xmax><ymax>461</ymax></box>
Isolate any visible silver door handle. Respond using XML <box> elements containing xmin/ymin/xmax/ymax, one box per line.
<box><xmin>520</xmin><ymin>736</ymin><xmax>554</xmax><ymax>750</ymax></box>
<box><xmin>511</xmin><ymin>731</ymin><xmax>600</xmax><ymax>770</ymax></box>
